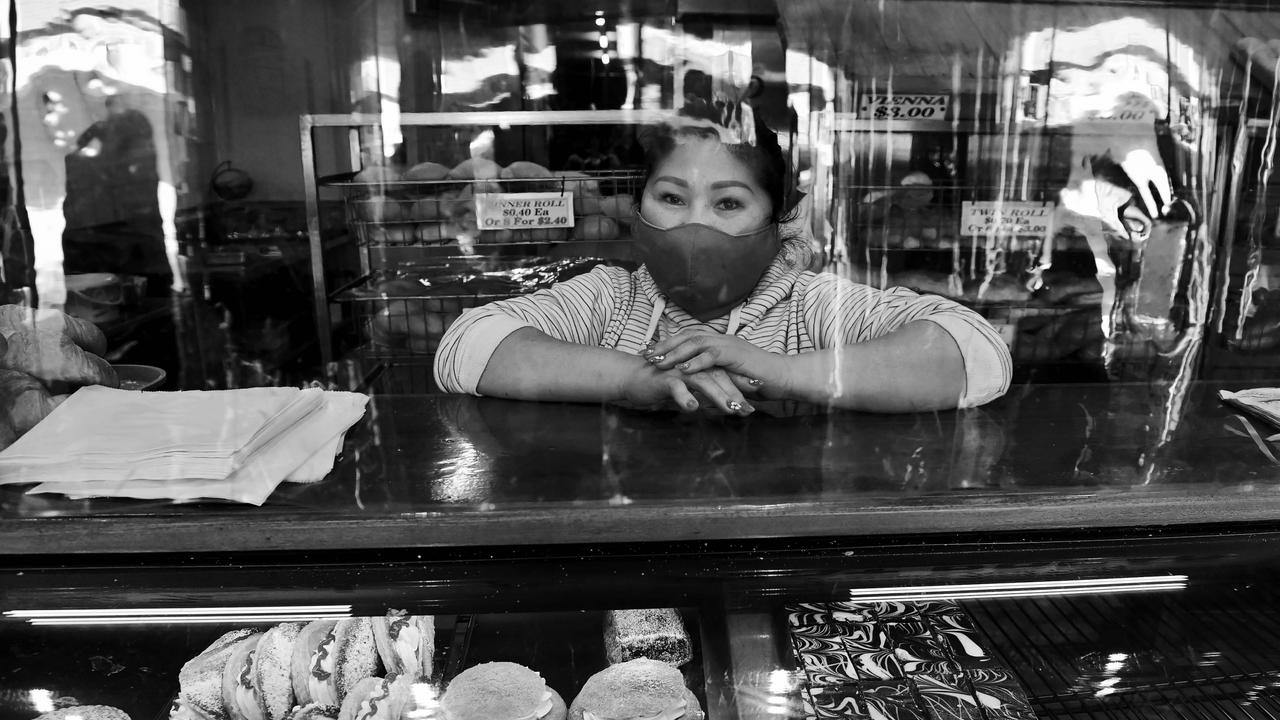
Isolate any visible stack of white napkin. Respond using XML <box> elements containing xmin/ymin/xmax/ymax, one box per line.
<box><xmin>0</xmin><ymin>385</ymin><xmax>369</xmax><ymax>505</ymax></box>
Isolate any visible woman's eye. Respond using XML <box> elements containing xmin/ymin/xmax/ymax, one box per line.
<box><xmin>660</xmin><ymin>193</ymin><xmax>685</xmax><ymax>206</ymax></box>
<box><xmin>715</xmin><ymin>198</ymin><xmax>744</xmax><ymax>211</ymax></box>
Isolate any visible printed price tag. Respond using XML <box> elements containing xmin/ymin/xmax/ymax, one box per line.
<box><xmin>960</xmin><ymin>201</ymin><xmax>1054</xmax><ymax>239</ymax></box>
<box><xmin>475</xmin><ymin>192</ymin><xmax>575</xmax><ymax>230</ymax></box>
<box><xmin>1081</xmin><ymin>92</ymin><xmax>1159</xmax><ymax>123</ymax></box>
<box><xmin>860</xmin><ymin>94</ymin><xmax>949</xmax><ymax>121</ymax></box>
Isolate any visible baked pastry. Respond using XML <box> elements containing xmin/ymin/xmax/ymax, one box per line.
<box><xmin>222</xmin><ymin>631</ymin><xmax>264</xmax><ymax>720</ymax></box>
<box><xmin>441</xmin><ymin>661</ymin><xmax>567</xmax><ymax>720</ymax></box>
<box><xmin>372</xmin><ymin>610</ymin><xmax>435</xmax><ymax>681</ymax></box>
<box><xmin>175</xmin><ymin>628</ymin><xmax>262</xmax><ymax>720</ymax></box>
<box><xmin>282</xmin><ymin>704</ymin><xmax>338</xmax><ymax>720</ymax></box>
<box><xmin>36</xmin><ymin>707</ymin><xmax>131</xmax><ymax>720</ymax></box>
<box><xmin>569</xmin><ymin>659</ymin><xmax>703</xmax><ymax>720</ymax></box>
<box><xmin>337</xmin><ymin>674</ymin><xmax>413</xmax><ymax>720</ymax></box>
<box><xmin>604</xmin><ymin>609</ymin><xmax>691</xmax><ymax>666</ymax></box>
<box><xmin>402</xmin><ymin>161</ymin><xmax>451</xmax><ymax>182</ymax></box>
<box><xmin>254</xmin><ymin>622</ymin><xmax>305</xmax><ymax>720</ymax></box>
<box><xmin>292</xmin><ymin>620</ymin><xmax>341</xmax><ymax>706</ymax></box>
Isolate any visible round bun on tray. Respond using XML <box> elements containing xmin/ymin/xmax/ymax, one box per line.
<box><xmin>253</xmin><ymin>622</ymin><xmax>306</xmax><ymax>720</ymax></box>
<box><xmin>568</xmin><ymin>659</ymin><xmax>704</xmax><ymax>720</ymax></box>
<box><xmin>291</xmin><ymin>618</ymin><xmax>382</xmax><ymax>708</ymax></box>
<box><xmin>441</xmin><ymin>661</ymin><xmax>567</xmax><ymax>720</ymax></box>
<box><xmin>37</xmin><ymin>707</ymin><xmax>132</xmax><ymax>720</ymax></box>
<box><xmin>402</xmin><ymin>161</ymin><xmax>451</xmax><ymax>183</ymax></box>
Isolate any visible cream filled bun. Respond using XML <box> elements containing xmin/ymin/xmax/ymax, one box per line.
<box><xmin>441</xmin><ymin>662</ymin><xmax>566</xmax><ymax>720</ymax></box>
<box><xmin>176</xmin><ymin>628</ymin><xmax>262</xmax><ymax>720</ymax></box>
<box><xmin>282</xmin><ymin>704</ymin><xmax>338</xmax><ymax>720</ymax></box>
<box><xmin>568</xmin><ymin>659</ymin><xmax>704</xmax><ymax>720</ymax></box>
<box><xmin>336</xmin><ymin>674</ymin><xmax>413</xmax><ymax>720</ymax></box>
<box><xmin>253</xmin><ymin>622</ymin><xmax>305</xmax><ymax>720</ymax></box>
<box><xmin>222</xmin><ymin>632</ymin><xmax>268</xmax><ymax>720</ymax></box>
<box><xmin>37</xmin><ymin>707</ymin><xmax>132</xmax><ymax>720</ymax></box>
<box><xmin>372</xmin><ymin>610</ymin><xmax>435</xmax><ymax>681</ymax></box>
<box><xmin>330</xmin><ymin>617</ymin><xmax>384</xmax><ymax>705</ymax></box>
<box><xmin>291</xmin><ymin>619</ymin><xmax>340</xmax><ymax>706</ymax></box>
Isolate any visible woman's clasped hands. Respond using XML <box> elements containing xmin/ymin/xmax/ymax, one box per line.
<box><xmin>624</xmin><ymin>330</ymin><xmax>791</xmax><ymax>416</ymax></box>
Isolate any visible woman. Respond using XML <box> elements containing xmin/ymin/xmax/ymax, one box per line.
<box><xmin>434</xmin><ymin>113</ymin><xmax>1011</xmax><ymax>414</ymax></box>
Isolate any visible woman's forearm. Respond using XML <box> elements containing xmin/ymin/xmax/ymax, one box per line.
<box><xmin>783</xmin><ymin>320</ymin><xmax>968</xmax><ymax>412</ymax></box>
<box><xmin>476</xmin><ymin>326</ymin><xmax>643</xmax><ymax>402</ymax></box>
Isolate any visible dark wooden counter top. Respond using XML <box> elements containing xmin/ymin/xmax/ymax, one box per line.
<box><xmin>3</xmin><ymin>379</ymin><xmax>1279</xmax><ymax>554</ymax></box>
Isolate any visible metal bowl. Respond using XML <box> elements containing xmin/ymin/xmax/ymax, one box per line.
<box><xmin>112</xmin><ymin>364</ymin><xmax>167</xmax><ymax>391</ymax></box>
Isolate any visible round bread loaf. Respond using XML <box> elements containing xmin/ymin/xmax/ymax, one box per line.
<box><xmin>448</xmin><ymin>158</ymin><xmax>502</xmax><ymax>181</ymax></box>
<box><xmin>353</xmin><ymin>166</ymin><xmax>402</xmax><ymax>184</ymax></box>
<box><xmin>442</xmin><ymin>662</ymin><xmax>567</xmax><ymax>720</ymax></box>
<box><xmin>568</xmin><ymin>658</ymin><xmax>703</xmax><ymax>720</ymax></box>
<box><xmin>177</xmin><ymin>628</ymin><xmax>262</xmax><ymax>720</ymax></box>
<box><xmin>402</xmin><ymin>161</ymin><xmax>451</xmax><ymax>182</ymax></box>
<box><xmin>573</xmin><ymin>215</ymin><xmax>618</xmax><ymax>242</ymax></box>
<box><xmin>254</xmin><ymin>622</ymin><xmax>305</xmax><ymax>720</ymax></box>
<box><xmin>500</xmin><ymin>161</ymin><xmax>554</xmax><ymax>192</ymax></box>
<box><xmin>37</xmin><ymin>707</ymin><xmax>132</xmax><ymax>720</ymax></box>
<box><xmin>410</xmin><ymin>198</ymin><xmax>446</xmax><ymax>222</ymax></box>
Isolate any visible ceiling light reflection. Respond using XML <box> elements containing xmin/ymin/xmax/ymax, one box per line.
<box><xmin>6</xmin><ymin>604</ymin><xmax>352</xmax><ymax>625</ymax></box>
<box><xmin>846</xmin><ymin>576</ymin><xmax>1186</xmax><ymax>602</ymax></box>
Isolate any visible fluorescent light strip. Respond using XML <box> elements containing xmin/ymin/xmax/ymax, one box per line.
<box><xmin>29</xmin><ymin>615</ymin><xmax>350</xmax><ymax>626</ymax></box>
<box><xmin>5</xmin><ymin>605</ymin><xmax>351</xmax><ymax>619</ymax></box>
<box><xmin>849</xmin><ymin>583</ymin><xmax>1186</xmax><ymax>603</ymax></box>
<box><xmin>845</xmin><ymin>576</ymin><xmax>1186</xmax><ymax>600</ymax></box>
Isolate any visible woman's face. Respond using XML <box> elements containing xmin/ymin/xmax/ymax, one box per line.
<box><xmin>640</xmin><ymin>137</ymin><xmax>772</xmax><ymax>234</ymax></box>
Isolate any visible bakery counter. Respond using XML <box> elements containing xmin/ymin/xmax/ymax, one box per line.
<box><xmin>3</xmin><ymin>378</ymin><xmax>1280</xmax><ymax>555</ymax></box>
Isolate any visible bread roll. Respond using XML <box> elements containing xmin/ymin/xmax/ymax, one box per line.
<box><xmin>569</xmin><ymin>659</ymin><xmax>703</xmax><ymax>720</ymax></box>
<box><xmin>500</xmin><ymin>161</ymin><xmax>554</xmax><ymax>191</ymax></box>
<box><xmin>409</xmin><ymin>197</ymin><xmax>446</xmax><ymax>221</ymax></box>
<box><xmin>555</xmin><ymin>170</ymin><xmax>601</xmax><ymax>198</ymax></box>
<box><xmin>573</xmin><ymin>215</ymin><xmax>619</xmax><ymax>241</ymax></box>
<box><xmin>442</xmin><ymin>662</ymin><xmax>567</xmax><ymax>720</ymax></box>
<box><xmin>253</xmin><ymin>622</ymin><xmax>304</xmax><ymax>720</ymax></box>
<box><xmin>448</xmin><ymin>158</ymin><xmax>502</xmax><ymax>182</ymax></box>
<box><xmin>381</xmin><ymin>225</ymin><xmax>414</xmax><ymax>244</ymax></box>
<box><xmin>221</xmin><ymin>633</ymin><xmax>263</xmax><ymax>720</ymax></box>
<box><xmin>178</xmin><ymin>629</ymin><xmax>262</xmax><ymax>720</ymax></box>
<box><xmin>337</xmin><ymin>675</ymin><xmax>413</xmax><ymax>720</ymax></box>
<box><xmin>415</xmin><ymin>222</ymin><xmax>450</xmax><ymax>243</ymax></box>
<box><xmin>37</xmin><ymin>707</ymin><xmax>131</xmax><ymax>720</ymax></box>
<box><xmin>574</xmin><ymin>195</ymin><xmax>604</xmax><ymax>216</ymax></box>
<box><xmin>353</xmin><ymin>166</ymin><xmax>402</xmax><ymax>184</ymax></box>
<box><xmin>372</xmin><ymin>611</ymin><xmax>435</xmax><ymax>680</ymax></box>
<box><xmin>291</xmin><ymin>620</ymin><xmax>340</xmax><ymax>707</ymax></box>
<box><xmin>402</xmin><ymin>161</ymin><xmax>451</xmax><ymax>182</ymax></box>
<box><xmin>598</xmin><ymin>195</ymin><xmax>636</xmax><ymax>225</ymax></box>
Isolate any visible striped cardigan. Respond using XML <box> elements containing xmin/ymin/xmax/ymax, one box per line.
<box><xmin>434</xmin><ymin>239</ymin><xmax>1012</xmax><ymax>408</ymax></box>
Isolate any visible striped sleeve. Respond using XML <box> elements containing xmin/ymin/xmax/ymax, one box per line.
<box><xmin>433</xmin><ymin>265</ymin><xmax>623</xmax><ymax>395</ymax></box>
<box><xmin>800</xmin><ymin>273</ymin><xmax>1012</xmax><ymax>407</ymax></box>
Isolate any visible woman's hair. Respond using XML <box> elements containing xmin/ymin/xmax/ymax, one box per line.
<box><xmin>636</xmin><ymin>99</ymin><xmax>797</xmax><ymax>224</ymax></box>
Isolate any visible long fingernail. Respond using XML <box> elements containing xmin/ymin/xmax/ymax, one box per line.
<box><xmin>677</xmin><ymin>362</ymin><xmax>690</xmax><ymax>371</ymax></box>
<box><xmin>748</xmin><ymin>377</ymin><xmax>764</xmax><ymax>387</ymax></box>
<box><xmin>727</xmin><ymin>401</ymin><xmax>743</xmax><ymax>413</ymax></box>
<box><xmin>648</xmin><ymin>354</ymin><xmax>665</xmax><ymax>364</ymax></box>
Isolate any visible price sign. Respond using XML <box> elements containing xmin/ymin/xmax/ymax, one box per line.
<box><xmin>1082</xmin><ymin>92</ymin><xmax>1159</xmax><ymax>123</ymax></box>
<box><xmin>960</xmin><ymin>201</ymin><xmax>1054</xmax><ymax>239</ymax></box>
<box><xmin>861</xmin><ymin>94</ymin><xmax>949</xmax><ymax>121</ymax></box>
<box><xmin>475</xmin><ymin>192</ymin><xmax>574</xmax><ymax>230</ymax></box>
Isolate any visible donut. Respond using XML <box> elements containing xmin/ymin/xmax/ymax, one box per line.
<box><xmin>291</xmin><ymin>619</ymin><xmax>340</xmax><ymax>706</ymax></box>
<box><xmin>442</xmin><ymin>662</ymin><xmax>567</xmax><ymax>720</ymax></box>
<box><xmin>253</xmin><ymin>622</ymin><xmax>305</xmax><ymax>720</ymax></box>
<box><xmin>372</xmin><ymin>610</ymin><xmax>435</xmax><ymax>681</ymax></box>
<box><xmin>337</xmin><ymin>675</ymin><xmax>413</xmax><ymax>720</ymax></box>
<box><xmin>568</xmin><ymin>658</ymin><xmax>703</xmax><ymax>720</ymax></box>
<box><xmin>176</xmin><ymin>629</ymin><xmax>262</xmax><ymax>720</ymax></box>
<box><xmin>37</xmin><ymin>707</ymin><xmax>132</xmax><ymax>720</ymax></box>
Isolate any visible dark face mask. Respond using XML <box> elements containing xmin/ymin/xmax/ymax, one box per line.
<box><xmin>633</xmin><ymin>211</ymin><xmax>781</xmax><ymax>319</ymax></box>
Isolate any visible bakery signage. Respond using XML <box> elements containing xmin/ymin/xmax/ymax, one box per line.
<box><xmin>860</xmin><ymin>94</ymin><xmax>949</xmax><ymax>121</ymax></box>
<box><xmin>475</xmin><ymin>192</ymin><xmax>574</xmax><ymax>230</ymax></box>
<box><xmin>960</xmin><ymin>201</ymin><xmax>1055</xmax><ymax>240</ymax></box>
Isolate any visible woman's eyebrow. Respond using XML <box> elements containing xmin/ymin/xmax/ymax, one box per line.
<box><xmin>653</xmin><ymin>175</ymin><xmax>689</xmax><ymax>187</ymax></box>
<box><xmin>710</xmin><ymin>180</ymin><xmax>754</xmax><ymax>191</ymax></box>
